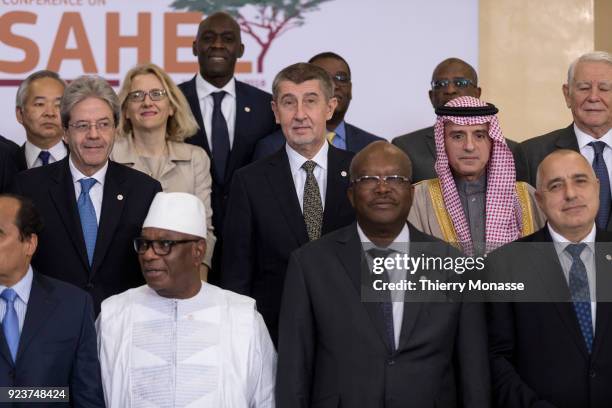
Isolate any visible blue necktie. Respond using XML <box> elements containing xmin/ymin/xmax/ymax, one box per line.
<box><xmin>211</xmin><ymin>91</ymin><xmax>230</xmax><ymax>183</ymax></box>
<box><xmin>565</xmin><ymin>243</ymin><xmax>593</xmax><ymax>353</ymax></box>
<box><xmin>1</xmin><ymin>288</ymin><xmax>19</xmax><ymax>362</ymax></box>
<box><xmin>38</xmin><ymin>150</ymin><xmax>51</xmax><ymax>166</ymax></box>
<box><xmin>78</xmin><ymin>178</ymin><xmax>98</xmax><ymax>266</ymax></box>
<box><xmin>589</xmin><ymin>141</ymin><xmax>611</xmax><ymax>229</ymax></box>
<box><xmin>368</xmin><ymin>248</ymin><xmax>396</xmax><ymax>352</ymax></box>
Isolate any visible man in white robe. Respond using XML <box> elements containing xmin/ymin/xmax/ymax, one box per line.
<box><xmin>97</xmin><ymin>192</ymin><xmax>276</xmax><ymax>407</ymax></box>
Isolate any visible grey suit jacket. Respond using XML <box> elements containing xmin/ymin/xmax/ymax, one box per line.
<box><xmin>393</xmin><ymin>126</ymin><xmax>521</xmax><ymax>183</ymax></box>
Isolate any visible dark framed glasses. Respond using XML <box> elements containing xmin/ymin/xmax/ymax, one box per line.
<box><xmin>431</xmin><ymin>78</ymin><xmax>475</xmax><ymax>90</ymax></box>
<box><xmin>351</xmin><ymin>175</ymin><xmax>411</xmax><ymax>189</ymax></box>
<box><xmin>133</xmin><ymin>238</ymin><xmax>200</xmax><ymax>256</ymax></box>
<box><xmin>127</xmin><ymin>89</ymin><xmax>168</xmax><ymax>102</ymax></box>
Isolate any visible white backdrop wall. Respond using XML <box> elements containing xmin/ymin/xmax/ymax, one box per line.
<box><xmin>0</xmin><ymin>0</ymin><xmax>478</xmax><ymax>144</ymax></box>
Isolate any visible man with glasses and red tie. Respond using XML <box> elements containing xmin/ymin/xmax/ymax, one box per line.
<box><xmin>393</xmin><ymin>58</ymin><xmax>520</xmax><ymax>183</ymax></box>
<box><xmin>10</xmin><ymin>75</ymin><xmax>161</xmax><ymax>314</ymax></box>
<box><xmin>97</xmin><ymin>192</ymin><xmax>275</xmax><ymax>407</ymax></box>
<box><xmin>253</xmin><ymin>51</ymin><xmax>383</xmax><ymax>161</ymax></box>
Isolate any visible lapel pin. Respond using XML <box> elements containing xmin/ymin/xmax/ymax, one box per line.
<box><xmin>117</xmin><ymin>194</ymin><xmax>124</xmax><ymax>201</ymax></box>
<box><xmin>341</xmin><ymin>170</ymin><xmax>347</xmax><ymax>177</ymax></box>
<box><xmin>606</xmin><ymin>254</ymin><xmax>612</xmax><ymax>261</ymax></box>
<box><xmin>244</xmin><ymin>106</ymin><xmax>251</xmax><ymax>112</ymax></box>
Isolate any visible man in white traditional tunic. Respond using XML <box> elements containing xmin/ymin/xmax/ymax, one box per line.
<box><xmin>97</xmin><ymin>192</ymin><xmax>276</xmax><ymax>407</ymax></box>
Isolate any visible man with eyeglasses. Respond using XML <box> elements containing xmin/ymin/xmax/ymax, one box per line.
<box><xmin>10</xmin><ymin>75</ymin><xmax>161</xmax><ymax>314</ymax></box>
<box><xmin>253</xmin><ymin>51</ymin><xmax>383</xmax><ymax>161</ymax></box>
<box><xmin>393</xmin><ymin>58</ymin><xmax>520</xmax><ymax>183</ymax></box>
<box><xmin>221</xmin><ymin>62</ymin><xmax>355</xmax><ymax>345</ymax></box>
<box><xmin>486</xmin><ymin>149</ymin><xmax>612</xmax><ymax>408</ymax></box>
<box><xmin>97</xmin><ymin>192</ymin><xmax>275</xmax><ymax>407</ymax></box>
<box><xmin>407</xmin><ymin>96</ymin><xmax>544</xmax><ymax>255</ymax></box>
<box><xmin>277</xmin><ymin>140</ymin><xmax>490</xmax><ymax>407</ymax></box>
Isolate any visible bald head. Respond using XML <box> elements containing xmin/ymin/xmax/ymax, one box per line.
<box><xmin>429</xmin><ymin>58</ymin><xmax>481</xmax><ymax>109</ymax></box>
<box><xmin>535</xmin><ymin>149</ymin><xmax>595</xmax><ymax>191</ymax></box>
<box><xmin>350</xmin><ymin>141</ymin><xmax>412</xmax><ymax>181</ymax></box>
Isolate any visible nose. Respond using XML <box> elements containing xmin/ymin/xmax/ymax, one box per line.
<box><xmin>43</xmin><ymin>103</ymin><xmax>58</xmax><ymax>117</ymax></box>
<box><xmin>373</xmin><ymin>178</ymin><xmax>392</xmax><ymax>194</ymax></box>
<box><xmin>587</xmin><ymin>86</ymin><xmax>601</xmax><ymax>102</ymax></box>
<box><xmin>140</xmin><ymin>245</ymin><xmax>159</xmax><ymax>261</ymax></box>
<box><xmin>295</xmin><ymin>101</ymin><xmax>307</xmax><ymax>120</ymax></box>
<box><xmin>463</xmin><ymin>134</ymin><xmax>475</xmax><ymax>151</ymax></box>
<box><xmin>564</xmin><ymin>181</ymin><xmax>578</xmax><ymax>200</ymax></box>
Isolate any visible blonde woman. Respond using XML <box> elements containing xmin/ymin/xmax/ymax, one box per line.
<box><xmin>111</xmin><ymin>63</ymin><xmax>215</xmax><ymax>276</ymax></box>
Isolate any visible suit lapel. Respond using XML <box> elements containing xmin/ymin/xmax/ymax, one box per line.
<box><xmin>554</xmin><ymin>124</ymin><xmax>579</xmax><ymax>150</ymax></box>
<box><xmin>264</xmin><ymin>149</ymin><xmax>309</xmax><ymax>246</ymax></box>
<box><xmin>321</xmin><ymin>145</ymin><xmax>351</xmax><ymax>234</ymax></box>
<box><xmin>16</xmin><ymin>274</ymin><xmax>59</xmax><ymax>364</ymax></box>
<box><xmin>335</xmin><ymin>224</ymin><xmax>392</xmax><ymax>352</ymax></box>
<box><xmin>183</xmin><ymin>76</ymin><xmax>211</xmax><ymax>154</ymax></box>
<box><xmin>226</xmin><ymin>81</ymin><xmax>253</xmax><ymax>186</ymax></box>
<box><xmin>592</xmin><ymin>238</ymin><xmax>612</xmax><ymax>357</ymax></box>
<box><xmin>49</xmin><ymin>159</ymin><xmax>90</xmax><ymax>271</ymax></box>
<box><xmin>425</xmin><ymin>131</ymin><xmax>436</xmax><ymax>157</ymax></box>
<box><xmin>91</xmin><ymin>162</ymin><xmax>126</xmax><ymax>278</ymax></box>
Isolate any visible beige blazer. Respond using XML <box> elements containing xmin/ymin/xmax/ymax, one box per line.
<box><xmin>111</xmin><ymin>137</ymin><xmax>216</xmax><ymax>266</ymax></box>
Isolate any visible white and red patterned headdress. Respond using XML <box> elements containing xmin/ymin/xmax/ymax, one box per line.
<box><xmin>433</xmin><ymin>96</ymin><xmax>520</xmax><ymax>255</ymax></box>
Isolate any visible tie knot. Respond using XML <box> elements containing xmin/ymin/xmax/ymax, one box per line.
<box><xmin>212</xmin><ymin>91</ymin><xmax>226</xmax><ymax>106</ymax></box>
<box><xmin>589</xmin><ymin>141</ymin><xmax>607</xmax><ymax>155</ymax></box>
<box><xmin>302</xmin><ymin>160</ymin><xmax>317</xmax><ymax>174</ymax></box>
<box><xmin>566</xmin><ymin>243</ymin><xmax>587</xmax><ymax>259</ymax></box>
<box><xmin>0</xmin><ymin>288</ymin><xmax>17</xmax><ymax>304</ymax></box>
<box><xmin>79</xmin><ymin>178</ymin><xmax>97</xmax><ymax>193</ymax></box>
<box><xmin>367</xmin><ymin>247</ymin><xmax>394</xmax><ymax>260</ymax></box>
<box><xmin>38</xmin><ymin>150</ymin><xmax>51</xmax><ymax>165</ymax></box>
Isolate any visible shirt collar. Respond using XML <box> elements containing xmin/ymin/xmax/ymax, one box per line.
<box><xmin>357</xmin><ymin>222</ymin><xmax>410</xmax><ymax>254</ymax></box>
<box><xmin>333</xmin><ymin>121</ymin><xmax>346</xmax><ymax>142</ymax></box>
<box><xmin>548</xmin><ymin>222</ymin><xmax>596</xmax><ymax>256</ymax></box>
<box><xmin>285</xmin><ymin>140</ymin><xmax>329</xmax><ymax>173</ymax></box>
<box><xmin>195</xmin><ymin>73</ymin><xmax>236</xmax><ymax>100</ymax></box>
<box><xmin>24</xmin><ymin>140</ymin><xmax>67</xmax><ymax>168</ymax></box>
<box><xmin>0</xmin><ymin>266</ymin><xmax>33</xmax><ymax>305</ymax></box>
<box><xmin>574</xmin><ymin>124</ymin><xmax>612</xmax><ymax>149</ymax></box>
<box><xmin>455</xmin><ymin>174</ymin><xmax>487</xmax><ymax>194</ymax></box>
<box><xmin>68</xmin><ymin>155</ymin><xmax>108</xmax><ymax>186</ymax></box>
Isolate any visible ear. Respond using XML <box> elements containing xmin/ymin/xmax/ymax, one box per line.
<box><xmin>193</xmin><ymin>239</ymin><xmax>206</xmax><ymax>265</ymax></box>
<box><xmin>428</xmin><ymin>89</ymin><xmax>435</xmax><ymax>108</ymax></box>
<box><xmin>271</xmin><ymin>100</ymin><xmax>280</xmax><ymax>124</ymax></box>
<box><xmin>327</xmin><ymin>97</ymin><xmax>338</xmax><ymax>120</ymax></box>
<box><xmin>192</xmin><ymin>41</ymin><xmax>198</xmax><ymax>57</ymax></box>
<box><xmin>16</xmin><ymin>107</ymin><xmax>23</xmax><ymax>125</ymax></box>
<box><xmin>24</xmin><ymin>233</ymin><xmax>38</xmax><ymax>258</ymax></box>
<box><xmin>475</xmin><ymin>87</ymin><xmax>482</xmax><ymax>98</ymax></box>
<box><xmin>562</xmin><ymin>84</ymin><xmax>571</xmax><ymax>108</ymax></box>
<box><xmin>237</xmin><ymin>43</ymin><xmax>245</xmax><ymax>58</ymax></box>
<box><xmin>534</xmin><ymin>190</ymin><xmax>543</xmax><ymax>210</ymax></box>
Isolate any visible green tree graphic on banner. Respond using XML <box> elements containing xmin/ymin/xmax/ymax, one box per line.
<box><xmin>170</xmin><ymin>0</ymin><xmax>333</xmax><ymax>72</ymax></box>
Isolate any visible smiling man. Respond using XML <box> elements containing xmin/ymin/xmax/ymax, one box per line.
<box><xmin>178</xmin><ymin>12</ymin><xmax>278</xmax><ymax>282</ymax></box>
<box><xmin>408</xmin><ymin>96</ymin><xmax>544</xmax><ymax>255</ymax></box>
<box><xmin>221</xmin><ymin>63</ymin><xmax>355</xmax><ymax>344</ymax></box>
<box><xmin>11</xmin><ymin>75</ymin><xmax>161</xmax><ymax>313</ymax></box>
<box><xmin>519</xmin><ymin>52</ymin><xmax>612</xmax><ymax>231</ymax></box>
<box><xmin>97</xmin><ymin>192</ymin><xmax>275</xmax><ymax>407</ymax></box>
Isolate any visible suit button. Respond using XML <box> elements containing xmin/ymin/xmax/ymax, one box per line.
<box><xmin>387</xmin><ymin>358</ymin><xmax>395</xmax><ymax>366</ymax></box>
<box><xmin>85</xmin><ymin>283</ymin><xmax>94</xmax><ymax>289</ymax></box>
<box><xmin>590</xmin><ymin>369</ymin><xmax>596</xmax><ymax>378</ymax></box>
<box><xmin>8</xmin><ymin>369</ymin><xmax>15</xmax><ymax>378</ymax></box>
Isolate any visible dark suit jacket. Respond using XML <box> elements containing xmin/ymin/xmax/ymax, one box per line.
<box><xmin>178</xmin><ymin>76</ymin><xmax>278</xmax><ymax>238</ymax></box>
<box><xmin>221</xmin><ymin>145</ymin><xmax>355</xmax><ymax>344</ymax></box>
<box><xmin>392</xmin><ymin>125</ymin><xmax>521</xmax><ymax>183</ymax></box>
<box><xmin>251</xmin><ymin>122</ymin><xmax>383</xmax><ymax>161</ymax></box>
<box><xmin>0</xmin><ymin>272</ymin><xmax>104</xmax><ymax>407</ymax></box>
<box><xmin>276</xmin><ymin>223</ymin><xmax>490</xmax><ymax>408</ymax></box>
<box><xmin>14</xmin><ymin>144</ymin><xmax>27</xmax><ymax>172</ymax></box>
<box><xmin>10</xmin><ymin>158</ymin><xmax>161</xmax><ymax>313</ymax></box>
<box><xmin>486</xmin><ymin>227</ymin><xmax>612</xmax><ymax>408</ymax></box>
<box><xmin>0</xmin><ymin>136</ymin><xmax>18</xmax><ymax>193</ymax></box>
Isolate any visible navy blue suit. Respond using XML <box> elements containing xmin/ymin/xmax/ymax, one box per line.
<box><xmin>10</xmin><ymin>158</ymin><xmax>161</xmax><ymax>313</ymax></box>
<box><xmin>0</xmin><ymin>272</ymin><xmax>104</xmax><ymax>407</ymax></box>
<box><xmin>0</xmin><ymin>136</ymin><xmax>18</xmax><ymax>193</ymax></box>
<box><xmin>252</xmin><ymin>122</ymin><xmax>382</xmax><ymax>161</ymax></box>
<box><xmin>179</xmin><ymin>76</ymin><xmax>278</xmax><ymax>282</ymax></box>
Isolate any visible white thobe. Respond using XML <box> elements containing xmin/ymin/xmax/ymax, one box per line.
<box><xmin>96</xmin><ymin>282</ymin><xmax>276</xmax><ymax>408</ymax></box>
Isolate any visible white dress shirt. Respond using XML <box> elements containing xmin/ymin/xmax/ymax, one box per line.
<box><xmin>285</xmin><ymin>142</ymin><xmax>328</xmax><ymax>212</ymax></box>
<box><xmin>195</xmin><ymin>73</ymin><xmax>237</xmax><ymax>150</ymax></box>
<box><xmin>0</xmin><ymin>266</ymin><xmax>33</xmax><ymax>333</ymax></box>
<box><xmin>358</xmin><ymin>223</ymin><xmax>410</xmax><ymax>349</ymax></box>
<box><xmin>24</xmin><ymin>140</ymin><xmax>67</xmax><ymax>168</ymax></box>
<box><xmin>68</xmin><ymin>157</ymin><xmax>108</xmax><ymax>224</ymax></box>
<box><xmin>575</xmin><ymin>124</ymin><xmax>612</xmax><ymax>185</ymax></box>
<box><xmin>548</xmin><ymin>222</ymin><xmax>597</xmax><ymax>331</ymax></box>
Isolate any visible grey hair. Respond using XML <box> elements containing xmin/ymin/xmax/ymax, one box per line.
<box><xmin>567</xmin><ymin>51</ymin><xmax>612</xmax><ymax>86</ymax></box>
<box><xmin>15</xmin><ymin>70</ymin><xmax>65</xmax><ymax>109</ymax></box>
<box><xmin>272</xmin><ymin>62</ymin><xmax>334</xmax><ymax>102</ymax></box>
<box><xmin>60</xmin><ymin>75</ymin><xmax>120</xmax><ymax>129</ymax></box>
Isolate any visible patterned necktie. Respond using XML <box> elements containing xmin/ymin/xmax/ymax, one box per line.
<box><xmin>302</xmin><ymin>160</ymin><xmax>323</xmax><ymax>241</ymax></box>
<box><xmin>1</xmin><ymin>288</ymin><xmax>19</xmax><ymax>362</ymax></box>
<box><xmin>78</xmin><ymin>178</ymin><xmax>98</xmax><ymax>266</ymax></box>
<box><xmin>589</xmin><ymin>141</ymin><xmax>611</xmax><ymax>229</ymax></box>
<box><xmin>565</xmin><ymin>243</ymin><xmax>593</xmax><ymax>353</ymax></box>
<box><xmin>38</xmin><ymin>150</ymin><xmax>51</xmax><ymax>166</ymax></box>
<box><xmin>211</xmin><ymin>91</ymin><xmax>230</xmax><ymax>183</ymax></box>
<box><xmin>367</xmin><ymin>248</ymin><xmax>396</xmax><ymax>352</ymax></box>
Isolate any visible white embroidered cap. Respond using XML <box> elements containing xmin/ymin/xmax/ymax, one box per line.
<box><xmin>142</xmin><ymin>192</ymin><xmax>206</xmax><ymax>238</ymax></box>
